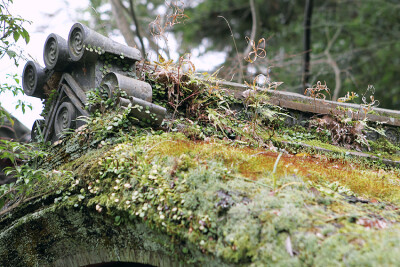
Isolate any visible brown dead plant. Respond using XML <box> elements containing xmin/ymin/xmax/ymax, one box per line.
<box><xmin>310</xmin><ymin>114</ymin><xmax>369</xmax><ymax>151</ymax></box>
<box><xmin>152</xmin><ymin>53</ymin><xmax>199</xmax><ymax>118</ymax></box>
<box><xmin>149</xmin><ymin>0</ymin><xmax>189</xmax><ymax>41</ymax></box>
<box><xmin>360</xmin><ymin>85</ymin><xmax>379</xmax><ymax>119</ymax></box>
<box><xmin>305</xmin><ymin>81</ymin><xmax>331</xmax><ymax>100</ymax></box>
<box><xmin>244</xmin><ymin>37</ymin><xmax>267</xmax><ymax>63</ymax></box>
<box><xmin>338</xmin><ymin>92</ymin><xmax>359</xmax><ymax>103</ymax></box>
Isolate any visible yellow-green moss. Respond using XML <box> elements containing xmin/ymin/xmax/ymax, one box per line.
<box><xmin>35</xmin><ymin>130</ymin><xmax>399</xmax><ymax>266</ymax></box>
<box><xmin>303</xmin><ymin>139</ymin><xmax>349</xmax><ymax>153</ymax></box>
<box><xmin>368</xmin><ymin>138</ymin><xmax>400</xmax><ymax>161</ymax></box>
<box><xmin>2</xmin><ymin>104</ymin><xmax>400</xmax><ymax>266</ymax></box>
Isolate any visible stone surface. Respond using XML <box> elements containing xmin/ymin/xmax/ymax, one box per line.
<box><xmin>0</xmin><ymin>203</ymin><xmax>185</xmax><ymax>266</ymax></box>
<box><xmin>22</xmin><ymin>23</ymin><xmax>166</xmax><ymax>143</ymax></box>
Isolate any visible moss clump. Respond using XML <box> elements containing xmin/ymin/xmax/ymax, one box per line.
<box><xmin>302</xmin><ymin>139</ymin><xmax>349</xmax><ymax>153</ymax></box>
<box><xmin>28</xmin><ymin>128</ymin><xmax>397</xmax><ymax>266</ymax></box>
<box><xmin>369</xmin><ymin>138</ymin><xmax>400</xmax><ymax>160</ymax></box>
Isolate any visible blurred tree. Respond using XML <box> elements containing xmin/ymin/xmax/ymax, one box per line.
<box><xmin>83</xmin><ymin>0</ymin><xmax>170</xmax><ymax>58</ymax></box>
<box><xmin>0</xmin><ymin>0</ymin><xmax>33</xmax><ymax>185</ymax></box>
<box><xmin>0</xmin><ymin>0</ymin><xmax>31</xmax><ymax>123</ymax></box>
<box><xmin>0</xmin><ymin>0</ymin><xmax>30</xmax><ymax>66</ymax></box>
<box><xmin>81</xmin><ymin>0</ymin><xmax>400</xmax><ymax>109</ymax></box>
<box><xmin>176</xmin><ymin>0</ymin><xmax>400</xmax><ymax>108</ymax></box>
<box><xmin>302</xmin><ymin>0</ymin><xmax>313</xmax><ymax>92</ymax></box>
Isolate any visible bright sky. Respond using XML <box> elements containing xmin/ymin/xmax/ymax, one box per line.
<box><xmin>0</xmin><ymin>0</ymin><xmax>225</xmax><ymax>129</ymax></box>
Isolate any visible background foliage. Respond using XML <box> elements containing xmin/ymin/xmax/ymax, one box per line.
<box><xmin>0</xmin><ymin>0</ymin><xmax>31</xmax><ymax>124</ymax></box>
<box><xmin>83</xmin><ymin>0</ymin><xmax>400</xmax><ymax>109</ymax></box>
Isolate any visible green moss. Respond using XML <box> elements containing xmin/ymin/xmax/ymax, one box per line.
<box><xmin>27</xmin><ymin>130</ymin><xmax>396</xmax><ymax>266</ymax></box>
<box><xmin>368</xmin><ymin>138</ymin><xmax>400</xmax><ymax>160</ymax></box>
<box><xmin>2</xmin><ymin>78</ymin><xmax>400</xmax><ymax>266</ymax></box>
<box><xmin>303</xmin><ymin>139</ymin><xmax>349</xmax><ymax>153</ymax></box>
<box><xmin>373</xmin><ymin>111</ymin><xmax>400</xmax><ymax>120</ymax></box>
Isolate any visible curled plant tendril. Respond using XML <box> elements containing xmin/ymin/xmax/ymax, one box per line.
<box><xmin>305</xmin><ymin>81</ymin><xmax>330</xmax><ymax>100</ymax></box>
<box><xmin>149</xmin><ymin>15</ymin><xmax>165</xmax><ymax>40</ymax></box>
<box><xmin>150</xmin><ymin>1</ymin><xmax>188</xmax><ymax>41</ymax></box>
<box><xmin>361</xmin><ymin>85</ymin><xmax>379</xmax><ymax>116</ymax></box>
<box><xmin>244</xmin><ymin>37</ymin><xmax>266</xmax><ymax>63</ymax></box>
<box><xmin>165</xmin><ymin>0</ymin><xmax>189</xmax><ymax>27</ymax></box>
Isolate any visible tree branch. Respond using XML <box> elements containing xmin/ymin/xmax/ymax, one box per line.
<box><xmin>110</xmin><ymin>0</ymin><xmax>137</xmax><ymax>48</ymax></box>
<box><xmin>128</xmin><ymin>0</ymin><xmax>146</xmax><ymax>57</ymax></box>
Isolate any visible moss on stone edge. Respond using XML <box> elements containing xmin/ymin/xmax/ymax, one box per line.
<box><xmin>0</xmin><ymin>203</ymin><xmax>228</xmax><ymax>266</ymax></box>
<box><xmin>34</xmin><ymin>130</ymin><xmax>400</xmax><ymax>266</ymax></box>
<box><xmin>2</xmin><ymin>103</ymin><xmax>400</xmax><ymax>266</ymax></box>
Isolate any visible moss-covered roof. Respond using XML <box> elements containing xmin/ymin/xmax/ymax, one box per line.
<box><xmin>1</xmin><ymin>66</ymin><xmax>400</xmax><ymax>266</ymax></box>
<box><xmin>1</xmin><ymin>119</ymin><xmax>400</xmax><ymax>266</ymax></box>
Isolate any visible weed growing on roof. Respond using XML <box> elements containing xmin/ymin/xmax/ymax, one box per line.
<box><xmin>360</xmin><ymin>85</ymin><xmax>380</xmax><ymax>118</ymax></box>
<box><xmin>149</xmin><ymin>0</ymin><xmax>188</xmax><ymax>42</ymax></box>
<box><xmin>305</xmin><ymin>81</ymin><xmax>331</xmax><ymax>101</ymax></box>
<box><xmin>244</xmin><ymin>37</ymin><xmax>267</xmax><ymax>63</ymax></box>
<box><xmin>53</xmin><ymin>132</ymin><xmax>399</xmax><ymax>265</ymax></box>
<box><xmin>145</xmin><ymin>58</ymin><xmax>287</xmax><ymax>149</ymax></box>
<box><xmin>369</xmin><ymin>138</ymin><xmax>400</xmax><ymax>158</ymax></box>
<box><xmin>309</xmin><ymin>114</ymin><xmax>371</xmax><ymax>151</ymax></box>
<box><xmin>2</xmin><ymin>104</ymin><xmax>400</xmax><ymax>265</ymax></box>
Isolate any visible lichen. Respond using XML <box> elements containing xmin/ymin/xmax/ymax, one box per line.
<box><xmin>6</xmin><ymin>128</ymin><xmax>396</xmax><ymax>266</ymax></box>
